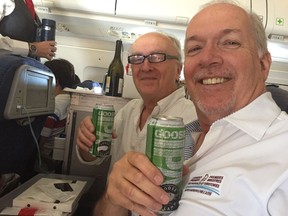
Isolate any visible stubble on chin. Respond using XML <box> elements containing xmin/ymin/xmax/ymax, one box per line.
<box><xmin>195</xmin><ymin>95</ymin><xmax>236</xmax><ymax>120</ymax></box>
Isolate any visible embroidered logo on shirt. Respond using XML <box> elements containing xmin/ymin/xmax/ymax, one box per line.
<box><xmin>184</xmin><ymin>174</ymin><xmax>224</xmax><ymax>196</ymax></box>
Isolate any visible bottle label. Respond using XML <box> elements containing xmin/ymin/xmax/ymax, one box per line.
<box><xmin>118</xmin><ymin>78</ymin><xmax>124</xmax><ymax>94</ymax></box>
<box><xmin>105</xmin><ymin>76</ymin><xmax>111</xmax><ymax>93</ymax></box>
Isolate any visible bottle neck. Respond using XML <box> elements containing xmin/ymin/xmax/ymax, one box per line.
<box><xmin>113</xmin><ymin>40</ymin><xmax>122</xmax><ymax>60</ymax></box>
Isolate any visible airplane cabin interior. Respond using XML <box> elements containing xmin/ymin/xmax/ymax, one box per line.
<box><xmin>1</xmin><ymin>0</ymin><xmax>288</xmax><ymax>215</ymax></box>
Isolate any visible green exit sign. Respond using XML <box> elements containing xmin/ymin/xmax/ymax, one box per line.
<box><xmin>276</xmin><ymin>18</ymin><xmax>284</xmax><ymax>26</ymax></box>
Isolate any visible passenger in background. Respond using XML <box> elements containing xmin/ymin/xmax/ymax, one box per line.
<box><xmin>92</xmin><ymin>1</ymin><xmax>288</xmax><ymax>215</ymax></box>
<box><xmin>72</xmin><ymin>74</ymin><xmax>81</xmax><ymax>88</ymax></box>
<box><xmin>0</xmin><ymin>0</ymin><xmax>56</xmax><ymax>60</ymax></box>
<box><xmin>37</xmin><ymin>58</ymin><xmax>75</xmax><ymax>172</ymax></box>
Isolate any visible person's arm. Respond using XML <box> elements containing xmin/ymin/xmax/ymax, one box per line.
<box><xmin>28</xmin><ymin>40</ymin><xmax>57</xmax><ymax>60</ymax></box>
<box><xmin>0</xmin><ymin>35</ymin><xmax>27</xmax><ymax>55</ymax></box>
<box><xmin>0</xmin><ymin>34</ymin><xmax>57</xmax><ymax>60</ymax></box>
<box><xmin>93</xmin><ymin>151</ymin><xmax>170</xmax><ymax>216</ymax></box>
<box><xmin>94</xmin><ymin>193</ymin><xmax>129</xmax><ymax>216</ymax></box>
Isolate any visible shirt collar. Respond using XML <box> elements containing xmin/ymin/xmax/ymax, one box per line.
<box><xmin>217</xmin><ymin>92</ymin><xmax>281</xmax><ymax>140</ymax></box>
<box><xmin>156</xmin><ymin>87</ymin><xmax>185</xmax><ymax>112</ymax></box>
<box><xmin>188</xmin><ymin>92</ymin><xmax>282</xmax><ymax>141</ymax></box>
<box><xmin>133</xmin><ymin>87</ymin><xmax>185</xmax><ymax>113</ymax></box>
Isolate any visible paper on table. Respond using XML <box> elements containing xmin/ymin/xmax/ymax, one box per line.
<box><xmin>13</xmin><ymin>178</ymin><xmax>87</xmax><ymax>213</ymax></box>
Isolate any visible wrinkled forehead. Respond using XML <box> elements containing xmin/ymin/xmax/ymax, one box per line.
<box><xmin>186</xmin><ymin>3</ymin><xmax>251</xmax><ymax>37</ymax></box>
<box><xmin>130</xmin><ymin>33</ymin><xmax>174</xmax><ymax>54</ymax></box>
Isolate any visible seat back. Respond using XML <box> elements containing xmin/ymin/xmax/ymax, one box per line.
<box><xmin>266</xmin><ymin>84</ymin><xmax>288</xmax><ymax>113</ymax></box>
<box><xmin>0</xmin><ymin>54</ymin><xmax>55</xmax><ymax>182</ymax></box>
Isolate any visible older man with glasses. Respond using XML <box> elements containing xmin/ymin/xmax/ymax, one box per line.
<box><xmin>76</xmin><ymin>31</ymin><xmax>197</xmax><ymax>215</ymax></box>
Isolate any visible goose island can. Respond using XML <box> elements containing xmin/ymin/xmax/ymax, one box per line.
<box><xmin>89</xmin><ymin>104</ymin><xmax>115</xmax><ymax>157</ymax></box>
<box><xmin>146</xmin><ymin>115</ymin><xmax>185</xmax><ymax>214</ymax></box>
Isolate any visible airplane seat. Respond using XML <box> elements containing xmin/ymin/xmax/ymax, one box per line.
<box><xmin>266</xmin><ymin>84</ymin><xmax>288</xmax><ymax>113</ymax></box>
<box><xmin>0</xmin><ymin>54</ymin><xmax>55</xmax><ymax>186</ymax></box>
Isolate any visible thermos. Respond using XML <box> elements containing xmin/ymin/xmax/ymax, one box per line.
<box><xmin>40</xmin><ymin>19</ymin><xmax>56</xmax><ymax>41</ymax></box>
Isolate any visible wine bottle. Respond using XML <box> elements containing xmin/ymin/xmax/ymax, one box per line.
<box><xmin>103</xmin><ymin>40</ymin><xmax>124</xmax><ymax>97</ymax></box>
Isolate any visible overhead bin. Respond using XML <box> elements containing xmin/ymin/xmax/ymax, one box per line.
<box><xmin>33</xmin><ymin>0</ymin><xmax>116</xmax><ymax>15</ymax></box>
<box><xmin>115</xmin><ymin>0</ymin><xmax>253</xmax><ymax>24</ymax></box>
<box><xmin>33</xmin><ymin>0</ymin><xmax>288</xmax><ymax>88</ymax></box>
<box><xmin>35</xmin><ymin>0</ymin><xmax>288</xmax><ymax>43</ymax></box>
<box><xmin>264</xmin><ymin>0</ymin><xmax>288</xmax><ymax>43</ymax></box>
<box><xmin>115</xmin><ymin>0</ymin><xmax>207</xmax><ymax>25</ymax></box>
<box><xmin>116</xmin><ymin>0</ymin><xmax>288</xmax><ymax>42</ymax></box>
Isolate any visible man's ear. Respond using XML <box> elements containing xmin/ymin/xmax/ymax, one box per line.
<box><xmin>176</xmin><ymin>63</ymin><xmax>183</xmax><ymax>80</ymax></box>
<box><xmin>260</xmin><ymin>52</ymin><xmax>272</xmax><ymax>80</ymax></box>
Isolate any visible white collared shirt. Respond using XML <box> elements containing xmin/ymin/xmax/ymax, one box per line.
<box><xmin>111</xmin><ymin>87</ymin><xmax>197</xmax><ymax>165</ymax></box>
<box><xmin>171</xmin><ymin>92</ymin><xmax>288</xmax><ymax>215</ymax></box>
<box><xmin>0</xmin><ymin>0</ymin><xmax>15</xmax><ymax>19</ymax></box>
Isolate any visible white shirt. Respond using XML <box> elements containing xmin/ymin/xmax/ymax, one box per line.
<box><xmin>111</xmin><ymin>87</ymin><xmax>197</xmax><ymax>166</ymax></box>
<box><xmin>0</xmin><ymin>0</ymin><xmax>14</xmax><ymax>19</ymax></box>
<box><xmin>0</xmin><ymin>0</ymin><xmax>29</xmax><ymax>56</ymax></box>
<box><xmin>170</xmin><ymin>92</ymin><xmax>288</xmax><ymax>215</ymax></box>
<box><xmin>77</xmin><ymin>87</ymin><xmax>197</xmax><ymax>166</ymax></box>
<box><xmin>54</xmin><ymin>94</ymin><xmax>71</xmax><ymax>121</ymax></box>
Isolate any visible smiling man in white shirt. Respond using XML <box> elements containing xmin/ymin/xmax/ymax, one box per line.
<box><xmin>88</xmin><ymin>1</ymin><xmax>288</xmax><ymax>216</ymax></box>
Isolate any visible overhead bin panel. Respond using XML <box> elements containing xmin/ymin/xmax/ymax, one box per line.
<box><xmin>265</xmin><ymin>0</ymin><xmax>288</xmax><ymax>42</ymax></box>
<box><xmin>35</xmin><ymin>0</ymin><xmax>288</xmax><ymax>46</ymax></box>
<box><xmin>34</xmin><ymin>0</ymin><xmax>116</xmax><ymax>15</ymax></box>
<box><xmin>116</xmin><ymin>0</ymin><xmax>210</xmax><ymax>25</ymax></box>
<box><xmin>116</xmin><ymin>0</ymin><xmax>253</xmax><ymax>24</ymax></box>
<box><xmin>250</xmin><ymin>0</ymin><xmax>267</xmax><ymax>28</ymax></box>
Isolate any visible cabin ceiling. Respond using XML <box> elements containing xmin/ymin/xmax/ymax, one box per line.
<box><xmin>36</xmin><ymin>8</ymin><xmax>187</xmax><ymax>45</ymax></box>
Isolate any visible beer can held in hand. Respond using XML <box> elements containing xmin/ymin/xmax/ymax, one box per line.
<box><xmin>146</xmin><ymin>115</ymin><xmax>185</xmax><ymax>214</ymax></box>
<box><xmin>90</xmin><ymin>104</ymin><xmax>115</xmax><ymax>157</ymax></box>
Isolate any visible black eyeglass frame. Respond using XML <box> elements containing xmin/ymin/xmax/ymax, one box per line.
<box><xmin>128</xmin><ymin>52</ymin><xmax>179</xmax><ymax>65</ymax></box>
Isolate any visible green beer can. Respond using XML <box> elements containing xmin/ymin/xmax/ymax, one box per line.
<box><xmin>146</xmin><ymin>115</ymin><xmax>185</xmax><ymax>214</ymax></box>
<box><xmin>90</xmin><ymin>104</ymin><xmax>115</xmax><ymax>157</ymax></box>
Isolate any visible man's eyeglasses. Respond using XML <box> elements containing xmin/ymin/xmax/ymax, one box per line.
<box><xmin>128</xmin><ymin>53</ymin><xmax>179</xmax><ymax>65</ymax></box>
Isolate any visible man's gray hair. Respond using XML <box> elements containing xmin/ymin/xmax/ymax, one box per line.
<box><xmin>130</xmin><ymin>31</ymin><xmax>182</xmax><ymax>62</ymax></box>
